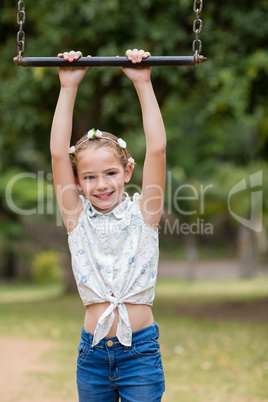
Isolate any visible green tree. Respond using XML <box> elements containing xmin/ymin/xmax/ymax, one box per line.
<box><xmin>1</xmin><ymin>0</ymin><xmax>267</xmax><ymax>281</ymax></box>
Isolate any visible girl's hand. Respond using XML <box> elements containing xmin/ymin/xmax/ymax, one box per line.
<box><xmin>121</xmin><ymin>49</ymin><xmax>151</xmax><ymax>84</ymax></box>
<box><xmin>57</xmin><ymin>51</ymin><xmax>90</xmax><ymax>88</ymax></box>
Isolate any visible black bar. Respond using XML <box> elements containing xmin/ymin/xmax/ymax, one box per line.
<box><xmin>13</xmin><ymin>56</ymin><xmax>207</xmax><ymax>67</ymax></box>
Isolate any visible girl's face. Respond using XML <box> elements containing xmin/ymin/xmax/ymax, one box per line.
<box><xmin>76</xmin><ymin>146</ymin><xmax>132</xmax><ymax>214</ymax></box>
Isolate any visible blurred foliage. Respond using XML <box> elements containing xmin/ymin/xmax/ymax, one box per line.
<box><xmin>0</xmin><ymin>0</ymin><xmax>267</xmax><ymax>278</ymax></box>
<box><xmin>1</xmin><ymin>0</ymin><xmax>267</xmax><ymax>169</ymax></box>
<box><xmin>31</xmin><ymin>250</ymin><xmax>63</xmax><ymax>284</ymax></box>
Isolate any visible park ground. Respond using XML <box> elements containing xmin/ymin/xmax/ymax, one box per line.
<box><xmin>0</xmin><ymin>260</ymin><xmax>268</xmax><ymax>402</ymax></box>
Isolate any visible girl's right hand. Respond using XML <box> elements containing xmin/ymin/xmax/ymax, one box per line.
<box><xmin>57</xmin><ymin>51</ymin><xmax>90</xmax><ymax>88</ymax></box>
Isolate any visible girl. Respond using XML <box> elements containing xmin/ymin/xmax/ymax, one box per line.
<box><xmin>50</xmin><ymin>49</ymin><xmax>166</xmax><ymax>402</ymax></box>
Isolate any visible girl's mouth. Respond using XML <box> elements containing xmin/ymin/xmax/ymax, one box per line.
<box><xmin>94</xmin><ymin>191</ymin><xmax>114</xmax><ymax>200</ymax></box>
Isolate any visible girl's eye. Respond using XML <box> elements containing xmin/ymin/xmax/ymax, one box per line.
<box><xmin>85</xmin><ymin>175</ymin><xmax>94</xmax><ymax>180</ymax></box>
<box><xmin>107</xmin><ymin>172</ymin><xmax>116</xmax><ymax>176</ymax></box>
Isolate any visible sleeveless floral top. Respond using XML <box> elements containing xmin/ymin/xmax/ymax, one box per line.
<box><xmin>67</xmin><ymin>193</ymin><xmax>159</xmax><ymax>347</ymax></box>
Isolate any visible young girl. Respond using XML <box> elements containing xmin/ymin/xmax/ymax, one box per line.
<box><xmin>50</xmin><ymin>49</ymin><xmax>166</xmax><ymax>401</ymax></box>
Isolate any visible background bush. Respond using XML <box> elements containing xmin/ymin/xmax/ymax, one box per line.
<box><xmin>31</xmin><ymin>250</ymin><xmax>63</xmax><ymax>284</ymax></box>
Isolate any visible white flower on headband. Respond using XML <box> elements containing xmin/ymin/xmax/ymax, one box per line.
<box><xmin>117</xmin><ymin>138</ymin><xmax>127</xmax><ymax>148</ymax></box>
<box><xmin>87</xmin><ymin>128</ymin><xmax>103</xmax><ymax>139</ymax></box>
<box><xmin>87</xmin><ymin>129</ymin><xmax>95</xmax><ymax>139</ymax></box>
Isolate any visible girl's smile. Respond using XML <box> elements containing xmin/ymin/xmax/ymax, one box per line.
<box><xmin>76</xmin><ymin>146</ymin><xmax>132</xmax><ymax>214</ymax></box>
<box><xmin>94</xmin><ymin>192</ymin><xmax>114</xmax><ymax>199</ymax></box>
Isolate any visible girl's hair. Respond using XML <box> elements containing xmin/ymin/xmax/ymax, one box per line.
<box><xmin>71</xmin><ymin>131</ymin><xmax>131</xmax><ymax>177</ymax></box>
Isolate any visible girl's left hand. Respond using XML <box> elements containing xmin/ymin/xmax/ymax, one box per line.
<box><xmin>121</xmin><ymin>49</ymin><xmax>151</xmax><ymax>83</ymax></box>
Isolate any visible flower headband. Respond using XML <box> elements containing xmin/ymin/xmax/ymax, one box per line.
<box><xmin>69</xmin><ymin>128</ymin><xmax>135</xmax><ymax>166</ymax></box>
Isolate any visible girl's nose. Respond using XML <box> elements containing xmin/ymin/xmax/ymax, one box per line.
<box><xmin>96</xmin><ymin>176</ymin><xmax>108</xmax><ymax>190</ymax></box>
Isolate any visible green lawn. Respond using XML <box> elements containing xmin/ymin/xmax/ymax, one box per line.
<box><xmin>0</xmin><ymin>278</ymin><xmax>268</xmax><ymax>401</ymax></box>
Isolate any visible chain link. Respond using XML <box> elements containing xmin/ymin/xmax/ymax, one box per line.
<box><xmin>16</xmin><ymin>1</ymin><xmax>26</xmax><ymax>57</ymax></box>
<box><xmin>192</xmin><ymin>0</ymin><xmax>203</xmax><ymax>63</ymax></box>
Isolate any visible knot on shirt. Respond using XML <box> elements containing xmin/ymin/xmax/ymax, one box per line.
<box><xmin>108</xmin><ymin>295</ymin><xmax>119</xmax><ymax>307</ymax></box>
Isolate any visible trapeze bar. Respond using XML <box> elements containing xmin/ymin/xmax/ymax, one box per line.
<box><xmin>13</xmin><ymin>55</ymin><xmax>207</xmax><ymax>67</ymax></box>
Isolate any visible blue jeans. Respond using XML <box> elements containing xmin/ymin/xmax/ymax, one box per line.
<box><xmin>76</xmin><ymin>322</ymin><xmax>165</xmax><ymax>401</ymax></box>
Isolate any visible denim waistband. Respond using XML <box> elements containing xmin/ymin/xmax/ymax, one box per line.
<box><xmin>80</xmin><ymin>322</ymin><xmax>159</xmax><ymax>349</ymax></box>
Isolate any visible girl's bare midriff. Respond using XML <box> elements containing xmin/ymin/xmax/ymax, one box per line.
<box><xmin>84</xmin><ymin>303</ymin><xmax>154</xmax><ymax>337</ymax></box>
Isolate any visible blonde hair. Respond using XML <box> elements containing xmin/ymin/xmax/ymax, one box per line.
<box><xmin>70</xmin><ymin>131</ymin><xmax>131</xmax><ymax>177</ymax></box>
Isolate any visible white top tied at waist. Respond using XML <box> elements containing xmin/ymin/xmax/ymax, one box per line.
<box><xmin>68</xmin><ymin>193</ymin><xmax>159</xmax><ymax>347</ymax></box>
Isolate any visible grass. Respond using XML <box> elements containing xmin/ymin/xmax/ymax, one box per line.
<box><xmin>155</xmin><ymin>277</ymin><xmax>268</xmax><ymax>302</ymax></box>
<box><xmin>0</xmin><ymin>282</ymin><xmax>64</xmax><ymax>304</ymax></box>
<box><xmin>0</xmin><ymin>278</ymin><xmax>268</xmax><ymax>401</ymax></box>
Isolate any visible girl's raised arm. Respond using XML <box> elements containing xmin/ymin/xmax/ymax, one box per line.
<box><xmin>121</xmin><ymin>49</ymin><xmax>166</xmax><ymax>228</ymax></box>
<box><xmin>50</xmin><ymin>51</ymin><xmax>89</xmax><ymax>231</ymax></box>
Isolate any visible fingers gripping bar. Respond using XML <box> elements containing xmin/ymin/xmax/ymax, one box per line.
<box><xmin>13</xmin><ymin>55</ymin><xmax>207</xmax><ymax>67</ymax></box>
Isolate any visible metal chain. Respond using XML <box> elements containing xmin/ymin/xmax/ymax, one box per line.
<box><xmin>192</xmin><ymin>0</ymin><xmax>203</xmax><ymax>64</ymax></box>
<box><xmin>16</xmin><ymin>1</ymin><xmax>26</xmax><ymax>58</ymax></box>
<box><xmin>14</xmin><ymin>0</ymin><xmax>205</xmax><ymax>66</ymax></box>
